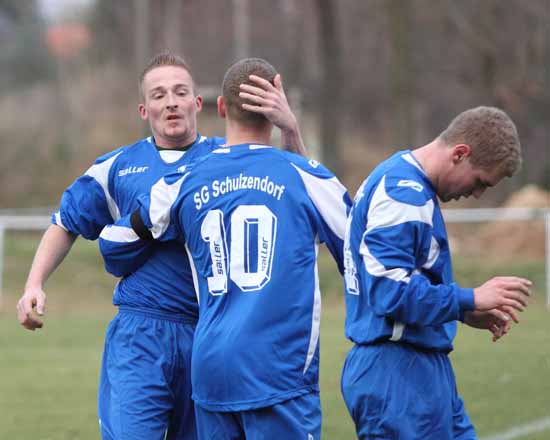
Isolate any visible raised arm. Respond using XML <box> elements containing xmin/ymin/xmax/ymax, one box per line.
<box><xmin>17</xmin><ymin>225</ymin><xmax>77</xmax><ymax>330</ymax></box>
<box><xmin>240</xmin><ymin>74</ymin><xmax>307</xmax><ymax>156</ymax></box>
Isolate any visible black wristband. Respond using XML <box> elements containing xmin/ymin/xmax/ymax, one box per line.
<box><xmin>130</xmin><ymin>209</ymin><xmax>153</xmax><ymax>241</ymax></box>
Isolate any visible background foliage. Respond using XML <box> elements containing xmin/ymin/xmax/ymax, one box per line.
<box><xmin>0</xmin><ymin>0</ymin><xmax>549</xmax><ymax>207</ymax></box>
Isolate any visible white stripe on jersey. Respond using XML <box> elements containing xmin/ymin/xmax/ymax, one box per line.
<box><xmin>291</xmin><ymin>163</ymin><xmax>348</xmax><ymax>240</ymax></box>
<box><xmin>360</xmin><ymin>176</ymin><xmax>434</xmax><ymax>284</ymax></box>
<box><xmin>389</xmin><ymin>322</ymin><xmax>405</xmax><ymax>341</ymax></box>
<box><xmin>388</xmin><ymin>267</ymin><xmax>420</xmax><ymax>341</ymax></box>
<box><xmin>304</xmin><ymin>241</ymin><xmax>322</xmax><ymax>374</ymax></box>
<box><xmin>100</xmin><ymin>224</ymin><xmax>140</xmax><ymax>243</ymax></box>
<box><xmin>185</xmin><ymin>243</ymin><xmax>200</xmax><ymax>305</ymax></box>
<box><xmin>366</xmin><ymin>175</ymin><xmax>434</xmax><ymax>233</ymax></box>
<box><xmin>85</xmin><ymin>152</ymin><xmax>123</xmax><ymax>221</ymax></box>
<box><xmin>54</xmin><ymin>212</ymin><xmax>67</xmax><ymax>231</ymax></box>
<box><xmin>423</xmin><ymin>236</ymin><xmax>440</xmax><ymax>270</ymax></box>
<box><xmin>401</xmin><ymin>153</ymin><xmax>425</xmax><ymax>174</ymax></box>
<box><xmin>149</xmin><ymin>173</ymin><xmax>189</xmax><ymax>239</ymax></box>
<box><xmin>360</xmin><ymin>235</ymin><xmax>412</xmax><ymax>284</ymax></box>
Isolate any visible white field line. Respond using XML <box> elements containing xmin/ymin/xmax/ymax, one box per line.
<box><xmin>480</xmin><ymin>417</ymin><xmax>550</xmax><ymax>440</ymax></box>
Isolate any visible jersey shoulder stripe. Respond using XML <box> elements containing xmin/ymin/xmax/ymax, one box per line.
<box><xmin>85</xmin><ymin>151</ymin><xmax>124</xmax><ymax>221</ymax></box>
<box><xmin>290</xmin><ymin>162</ymin><xmax>349</xmax><ymax>240</ymax></box>
<box><xmin>367</xmin><ymin>175</ymin><xmax>434</xmax><ymax>233</ymax></box>
<box><xmin>149</xmin><ymin>171</ymin><xmax>190</xmax><ymax>239</ymax></box>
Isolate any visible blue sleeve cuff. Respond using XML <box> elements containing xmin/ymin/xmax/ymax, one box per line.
<box><xmin>457</xmin><ymin>287</ymin><xmax>475</xmax><ymax>322</ymax></box>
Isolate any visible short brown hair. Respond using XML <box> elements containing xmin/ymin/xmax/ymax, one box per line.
<box><xmin>439</xmin><ymin>106</ymin><xmax>522</xmax><ymax>176</ymax></box>
<box><xmin>139</xmin><ymin>51</ymin><xmax>196</xmax><ymax>97</ymax></box>
<box><xmin>222</xmin><ymin>58</ymin><xmax>277</xmax><ymax>126</ymax></box>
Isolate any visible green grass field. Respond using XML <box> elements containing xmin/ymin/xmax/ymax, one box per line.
<box><xmin>1</xmin><ymin>232</ymin><xmax>548</xmax><ymax>439</ymax></box>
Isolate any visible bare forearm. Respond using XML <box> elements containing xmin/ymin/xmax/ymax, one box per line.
<box><xmin>25</xmin><ymin>224</ymin><xmax>77</xmax><ymax>289</ymax></box>
<box><xmin>280</xmin><ymin>120</ymin><xmax>307</xmax><ymax>156</ymax></box>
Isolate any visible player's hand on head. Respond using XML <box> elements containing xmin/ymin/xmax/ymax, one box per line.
<box><xmin>239</xmin><ymin>74</ymin><xmax>297</xmax><ymax>131</ymax></box>
<box><xmin>473</xmin><ymin>276</ymin><xmax>532</xmax><ymax>313</ymax></box>
<box><xmin>16</xmin><ymin>287</ymin><xmax>46</xmax><ymax>331</ymax></box>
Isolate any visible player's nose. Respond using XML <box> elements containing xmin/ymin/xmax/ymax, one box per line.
<box><xmin>165</xmin><ymin>92</ymin><xmax>178</xmax><ymax>109</ymax></box>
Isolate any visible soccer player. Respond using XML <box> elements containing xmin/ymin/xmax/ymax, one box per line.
<box><xmin>98</xmin><ymin>58</ymin><xmax>351</xmax><ymax>439</ymax></box>
<box><xmin>341</xmin><ymin>106</ymin><xmax>532</xmax><ymax>439</ymax></box>
<box><xmin>16</xmin><ymin>53</ymin><xmax>307</xmax><ymax>440</ymax></box>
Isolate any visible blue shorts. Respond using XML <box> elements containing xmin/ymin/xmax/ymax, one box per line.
<box><xmin>341</xmin><ymin>343</ymin><xmax>477</xmax><ymax>440</ymax></box>
<box><xmin>98</xmin><ymin>306</ymin><xmax>197</xmax><ymax>440</ymax></box>
<box><xmin>194</xmin><ymin>392</ymin><xmax>322</xmax><ymax>440</ymax></box>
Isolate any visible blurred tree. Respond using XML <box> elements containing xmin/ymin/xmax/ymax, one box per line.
<box><xmin>446</xmin><ymin>0</ymin><xmax>550</xmax><ymax>197</ymax></box>
<box><xmin>0</xmin><ymin>0</ymin><xmax>53</xmax><ymax>91</ymax></box>
<box><xmin>88</xmin><ymin>0</ymin><xmax>136</xmax><ymax>64</ymax></box>
<box><xmin>2</xmin><ymin>0</ymin><xmax>549</xmax><ymax>207</ymax></box>
<box><xmin>387</xmin><ymin>0</ymin><xmax>415</xmax><ymax>147</ymax></box>
<box><xmin>315</xmin><ymin>0</ymin><xmax>343</xmax><ymax>175</ymax></box>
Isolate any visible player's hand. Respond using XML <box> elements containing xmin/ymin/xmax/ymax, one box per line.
<box><xmin>16</xmin><ymin>286</ymin><xmax>46</xmax><ymax>331</ymax></box>
<box><xmin>473</xmin><ymin>276</ymin><xmax>531</xmax><ymax>313</ymax></box>
<box><xmin>463</xmin><ymin>309</ymin><xmax>512</xmax><ymax>342</ymax></box>
<box><xmin>239</xmin><ymin>74</ymin><xmax>297</xmax><ymax>132</ymax></box>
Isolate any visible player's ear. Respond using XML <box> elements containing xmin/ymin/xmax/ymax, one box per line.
<box><xmin>452</xmin><ymin>143</ymin><xmax>472</xmax><ymax>164</ymax></box>
<box><xmin>195</xmin><ymin>94</ymin><xmax>203</xmax><ymax>112</ymax></box>
<box><xmin>217</xmin><ymin>96</ymin><xmax>226</xmax><ymax>119</ymax></box>
<box><xmin>138</xmin><ymin>103</ymin><xmax>147</xmax><ymax>121</ymax></box>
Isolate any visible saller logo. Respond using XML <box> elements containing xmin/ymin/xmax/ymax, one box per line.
<box><xmin>119</xmin><ymin>166</ymin><xmax>149</xmax><ymax>177</ymax></box>
<box><xmin>397</xmin><ymin>179</ymin><xmax>423</xmax><ymax>192</ymax></box>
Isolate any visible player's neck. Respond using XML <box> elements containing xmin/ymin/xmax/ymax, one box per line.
<box><xmin>224</xmin><ymin>121</ymin><xmax>272</xmax><ymax>147</ymax></box>
<box><xmin>412</xmin><ymin>139</ymin><xmax>446</xmax><ymax>186</ymax></box>
<box><xmin>153</xmin><ymin>131</ymin><xmax>197</xmax><ymax>149</ymax></box>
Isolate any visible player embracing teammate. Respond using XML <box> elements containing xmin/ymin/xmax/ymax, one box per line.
<box><xmin>99</xmin><ymin>58</ymin><xmax>350</xmax><ymax>439</ymax></box>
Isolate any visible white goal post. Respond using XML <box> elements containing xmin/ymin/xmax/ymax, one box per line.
<box><xmin>0</xmin><ymin>208</ymin><xmax>549</xmax><ymax>305</ymax></box>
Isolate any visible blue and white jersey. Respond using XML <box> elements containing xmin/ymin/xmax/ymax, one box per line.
<box><xmin>53</xmin><ymin>134</ymin><xmax>224</xmax><ymax>318</ymax></box>
<box><xmin>343</xmin><ymin>150</ymin><xmax>475</xmax><ymax>352</ymax></box>
<box><xmin>100</xmin><ymin>143</ymin><xmax>351</xmax><ymax>411</ymax></box>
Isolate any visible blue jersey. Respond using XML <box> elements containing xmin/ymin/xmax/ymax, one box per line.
<box><xmin>343</xmin><ymin>150</ymin><xmax>475</xmax><ymax>352</ymax></box>
<box><xmin>100</xmin><ymin>143</ymin><xmax>351</xmax><ymax>411</ymax></box>
<box><xmin>53</xmin><ymin>134</ymin><xmax>224</xmax><ymax>319</ymax></box>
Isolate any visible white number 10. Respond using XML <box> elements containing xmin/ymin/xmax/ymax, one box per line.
<box><xmin>200</xmin><ymin>205</ymin><xmax>277</xmax><ymax>295</ymax></box>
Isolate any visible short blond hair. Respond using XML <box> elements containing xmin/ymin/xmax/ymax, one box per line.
<box><xmin>139</xmin><ymin>51</ymin><xmax>196</xmax><ymax>98</ymax></box>
<box><xmin>439</xmin><ymin>106</ymin><xmax>522</xmax><ymax>176</ymax></box>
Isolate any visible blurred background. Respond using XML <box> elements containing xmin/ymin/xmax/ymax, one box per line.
<box><xmin>1</xmin><ymin>1</ymin><xmax>549</xmax><ymax>439</ymax></box>
<box><xmin>1</xmin><ymin>0</ymin><xmax>549</xmax><ymax>207</ymax></box>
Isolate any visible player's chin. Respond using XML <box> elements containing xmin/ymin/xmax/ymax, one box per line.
<box><xmin>164</xmin><ymin>125</ymin><xmax>186</xmax><ymax>137</ymax></box>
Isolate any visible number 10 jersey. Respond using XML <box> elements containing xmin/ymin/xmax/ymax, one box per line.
<box><xmin>100</xmin><ymin>143</ymin><xmax>351</xmax><ymax>412</ymax></box>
